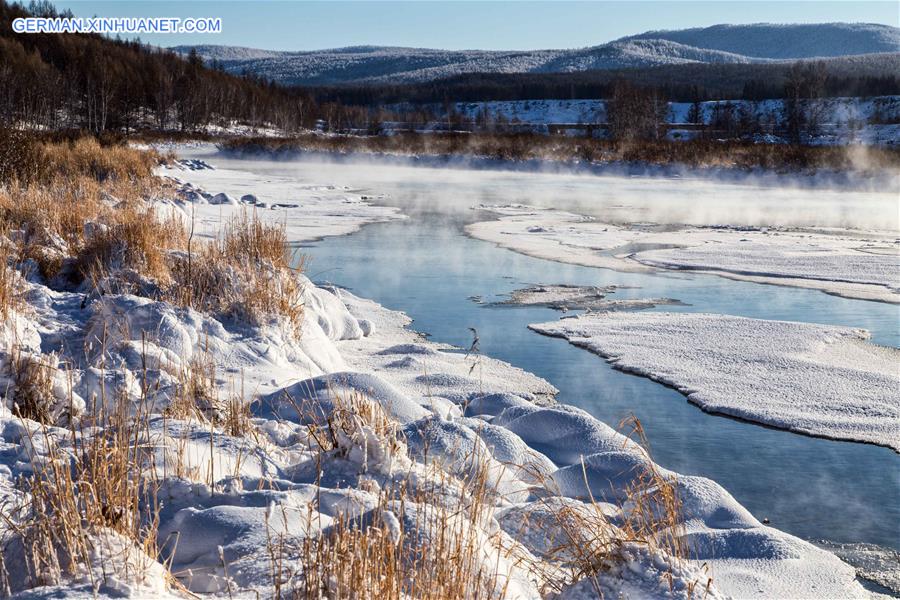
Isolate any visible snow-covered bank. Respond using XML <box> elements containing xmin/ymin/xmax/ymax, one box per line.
<box><xmin>155</xmin><ymin>158</ymin><xmax>404</xmax><ymax>244</ymax></box>
<box><xmin>530</xmin><ymin>311</ymin><xmax>900</xmax><ymax>451</ymax></box>
<box><xmin>467</xmin><ymin>204</ymin><xmax>900</xmax><ymax>303</ymax></box>
<box><xmin>1</xmin><ymin>262</ymin><xmax>876</xmax><ymax>597</ymax></box>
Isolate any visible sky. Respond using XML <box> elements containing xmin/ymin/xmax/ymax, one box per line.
<box><xmin>52</xmin><ymin>1</ymin><xmax>900</xmax><ymax>51</ymax></box>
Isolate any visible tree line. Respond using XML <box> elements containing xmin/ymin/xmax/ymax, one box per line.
<box><xmin>307</xmin><ymin>61</ymin><xmax>900</xmax><ymax>107</ymax></box>
<box><xmin>0</xmin><ymin>0</ymin><xmax>413</xmax><ymax>134</ymax></box>
<box><xmin>2</xmin><ymin>0</ymin><xmax>897</xmax><ymax>138</ymax></box>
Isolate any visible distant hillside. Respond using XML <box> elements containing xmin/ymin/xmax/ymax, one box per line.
<box><xmin>617</xmin><ymin>23</ymin><xmax>900</xmax><ymax>59</ymax></box>
<box><xmin>175</xmin><ymin>41</ymin><xmax>766</xmax><ymax>86</ymax></box>
<box><xmin>177</xmin><ymin>23</ymin><xmax>900</xmax><ymax>86</ymax></box>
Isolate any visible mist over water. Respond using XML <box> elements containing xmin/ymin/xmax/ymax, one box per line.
<box><xmin>209</xmin><ymin>150</ymin><xmax>900</xmax><ymax>231</ymax></box>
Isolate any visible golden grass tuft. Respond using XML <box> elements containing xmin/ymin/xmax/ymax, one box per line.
<box><xmin>171</xmin><ymin>210</ymin><xmax>304</xmax><ymax>336</ymax></box>
<box><xmin>6</xmin><ymin>348</ymin><xmax>57</xmax><ymax>425</ymax></box>
<box><xmin>38</xmin><ymin>137</ymin><xmax>157</xmax><ymax>184</ymax></box>
<box><xmin>256</xmin><ymin>391</ymin><xmax>516</xmax><ymax>599</ymax></box>
<box><xmin>524</xmin><ymin>414</ymin><xmax>698</xmax><ymax>597</ymax></box>
<box><xmin>220</xmin><ymin>209</ymin><xmax>292</xmax><ymax>269</ymax></box>
<box><xmin>294</xmin><ymin>493</ymin><xmax>507</xmax><ymax>600</ymax></box>
<box><xmin>76</xmin><ymin>206</ymin><xmax>187</xmax><ymax>288</ymax></box>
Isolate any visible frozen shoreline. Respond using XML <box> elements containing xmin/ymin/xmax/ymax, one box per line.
<box><xmin>466</xmin><ymin>204</ymin><xmax>900</xmax><ymax>304</ymax></box>
<box><xmin>0</xmin><ymin>149</ymin><xmax>870</xmax><ymax>596</ymax></box>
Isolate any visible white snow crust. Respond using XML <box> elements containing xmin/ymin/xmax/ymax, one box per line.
<box><xmin>530</xmin><ymin>311</ymin><xmax>900</xmax><ymax>450</ymax></box>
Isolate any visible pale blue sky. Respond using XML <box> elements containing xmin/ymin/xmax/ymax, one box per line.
<box><xmin>53</xmin><ymin>1</ymin><xmax>899</xmax><ymax>51</ymax></box>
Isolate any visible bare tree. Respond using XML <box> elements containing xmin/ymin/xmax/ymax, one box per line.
<box><xmin>783</xmin><ymin>61</ymin><xmax>827</xmax><ymax>143</ymax></box>
<box><xmin>606</xmin><ymin>81</ymin><xmax>668</xmax><ymax>142</ymax></box>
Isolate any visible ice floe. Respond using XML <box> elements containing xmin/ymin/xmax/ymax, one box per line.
<box><xmin>530</xmin><ymin>311</ymin><xmax>900</xmax><ymax>450</ymax></box>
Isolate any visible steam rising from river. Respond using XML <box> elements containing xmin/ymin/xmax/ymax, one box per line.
<box><xmin>212</xmin><ymin>149</ymin><xmax>900</xmax><ymax>232</ymax></box>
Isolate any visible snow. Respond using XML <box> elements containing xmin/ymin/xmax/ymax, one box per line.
<box><xmin>816</xmin><ymin>541</ymin><xmax>900</xmax><ymax>593</ymax></box>
<box><xmin>155</xmin><ymin>158</ymin><xmax>405</xmax><ymax>244</ymax></box>
<box><xmin>617</xmin><ymin>23</ymin><xmax>900</xmax><ymax>60</ymax></box>
<box><xmin>179</xmin><ymin>39</ymin><xmax>766</xmax><ymax>87</ymax></box>
<box><xmin>529</xmin><ymin>311</ymin><xmax>900</xmax><ymax>450</ymax></box>
<box><xmin>180</xmin><ymin>24</ymin><xmax>900</xmax><ymax>85</ymax></box>
<box><xmin>632</xmin><ymin>228</ymin><xmax>900</xmax><ymax>303</ymax></box>
<box><xmin>467</xmin><ymin>204</ymin><xmax>651</xmax><ymax>272</ymax></box>
<box><xmin>468</xmin><ymin>204</ymin><xmax>900</xmax><ymax>303</ymax></box>
<box><xmin>0</xmin><ymin>152</ymin><xmax>885</xmax><ymax>599</ymax></box>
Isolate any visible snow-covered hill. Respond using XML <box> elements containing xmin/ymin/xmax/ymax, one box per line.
<box><xmin>617</xmin><ymin>23</ymin><xmax>900</xmax><ymax>60</ymax></box>
<box><xmin>174</xmin><ymin>23</ymin><xmax>900</xmax><ymax>85</ymax></box>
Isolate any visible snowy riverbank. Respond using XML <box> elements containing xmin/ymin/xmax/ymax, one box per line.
<box><xmin>2</xmin><ymin>147</ymin><xmax>881</xmax><ymax>596</ymax></box>
<box><xmin>2</xmin><ymin>226</ymin><xmax>875</xmax><ymax>598</ymax></box>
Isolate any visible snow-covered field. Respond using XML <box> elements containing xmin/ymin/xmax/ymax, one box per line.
<box><xmin>530</xmin><ymin>311</ymin><xmax>900</xmax><ymax>450</ymax></box>
<box><xmin>467</xmin><ymin>204</ymin><xmax>900</xmax><ymax>303</ymax></box>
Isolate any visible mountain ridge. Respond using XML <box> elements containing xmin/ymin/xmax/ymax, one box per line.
<box><xmin>174</xmin><ymin>23</ymin><xmax>900</xmax><ymax>85</ymax></box>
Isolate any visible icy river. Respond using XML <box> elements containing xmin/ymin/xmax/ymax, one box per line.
<box><xmin>181</xmin><ymin>150</ymin><xmax>900</xmax><ymax>555</ymax></box>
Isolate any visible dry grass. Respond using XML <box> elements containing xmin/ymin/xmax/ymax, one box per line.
<box><xmin>258</xmin><ymin>392</ymin><xmax>516</xmax><ymax>599</ymax></box>
<box><xmin>0</xmin><ymin>135</ymin><xmax>172</xmax><ymax>284</ymax></box>
<box><xmin>293</xmin><ymin>492</ymin><xmax>507</xmax><ymax>599</ymax></box>
<box><xmin>170</xmin><ymin>210</ymin><xmax>304</xmax><ymax>336</ymax></box>
<box><xmin>0</xmin><ymin>234</ymin><xmax>25</xmax><ymax>321</ymax></box>
<box><xmin>522</xmin><ymin>415</ymin><xmax>699</xmax><ymax>597</ymax></box>
<box><xmin>616</xmin><ymin>416</ymin><xmax>687</xmax><ymax>564</ymax></box>
<box><xmin>76</xmin><ymin>206</ymin><xmax>187</xmax><ymax>287</ymax></box>
<box><xmin>164</xmin><ymin>345</ymin><xmax>256</xmax><ymax>439</ymax></box>
<box><xmin>0</xmin><ymin>387</ymin><xmax>170</xmax><ymax>595</ymax></box>
<box><xmin>6</xmin><ymin>348</ymin><xmax>57</xmax><ymax>425</ymax></box>
<box><xmin>38</xmin><ymin>137</ymin><xmax>158</xmax><ymax>184</ymax></box>
<box><xmin>0</xmin><ymin>133</ymin><xmax>303</xmax><ymax>335</ymax></box>
<box><xmin>220</xmin><ymin>210</ymin><xmax>292</xmax><ymax>269</ymax></box>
